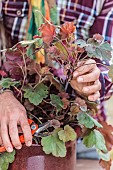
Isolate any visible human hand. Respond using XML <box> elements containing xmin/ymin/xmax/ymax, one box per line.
<box><xmin>70</xmin><ymin>59</ymin><xmax>101</xmax><ymax>101</ymax></box>
<box><xmin>0</xmin><ymin>91</ymin><xmax>32</xmax><ymax>152</ymax></box>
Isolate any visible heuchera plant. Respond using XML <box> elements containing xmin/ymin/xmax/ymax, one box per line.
<box><xmin>0</xmin><ymin>21</ymin><xmax>113</xmax><ymax>170</ymax></box>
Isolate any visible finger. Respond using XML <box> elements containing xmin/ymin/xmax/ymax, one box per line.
<box><xmin>0</xmin><ymin>130</ymin><xmax>3</xmax><ymax>145</ymax></box>
<box><xmin>88</xmin><ymin>91</ymin><xmax>100</xmax><ymax>101</ymax></box>
<box><xmin>77</xmin><ymin>67</ymin><xmax>100</xmax><ymax>83</ymax></box>
<box><xmin>19</xmin><ymin>116</ymin><xmax>32</xmax><ymax>147</ymax></box>
<box><xmin>9</xmin><ymin>120</ymin><xmax>22</xmax><ymax>150</ymax></box>
<box><xmin>73</xmin><ymin>59</ymin><xmax>96</xmax><ymax>78</ymax></box>
<box><xmin>1</xmin><ymin>120</ymin><xmax>13</xmax><ymax>152</ymax></box>
<box><xmin>82</xmin><ymin>80</ymin><xmax>101</xmax><ymax>94</ymax></box>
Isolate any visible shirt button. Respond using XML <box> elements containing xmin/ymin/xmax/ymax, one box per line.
<box><xmin>16</xmin><ymin>10</ymin><xmax>22</xmax><ymax>16</ymax></box>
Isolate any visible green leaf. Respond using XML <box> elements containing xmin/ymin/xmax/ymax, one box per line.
<box><xmin>58</xmin><ymin>125</ymin><xmax>77</xmax><ymax>142</ymax></box>
<box><xmin>0</xmin><ymin>150</ymin><xmax>15</xmax><ymax>170</ymax></box>
<box><xmin>87</xmin><ymin>114</ymin><xmax>103</xmax><ymax>128</ymax></box>
<box><xmin>54</xmin><ymin>42</ymin><xmax>68</xmax><ymax>58</ymax></box>
<box><xmin>87</xmin><ymin>38</ymin><xmax>99</xmax><ymax>46</ymax></box>
<box><xmin>20</xmin><ymin>38</ymin><xmax>39</xmax><ymax>46</ymax></box>
<box><xmin>83</xmin><ymin>131</ymin><xmax>96</xmax><ymax>148</ymax></box>
<box><xmin>83</xmin><ymin>130</ymin><xmax>107</xmax><ymax>153</ymax></box>
<box><xmin>100</xmin><ymin>42</ymin><xmax>112</xmax><ymax>51</ymax></box>
<box><xmin>50</xmin><ymin>94</ymin><xmax>64</xmax><ymax>111</ymax></box>
<box><xmin>26</xmin><ymin>44</ymin><xmax>36</xmax><ymax>60</ymax></box>
<box><xmin>108</xmin><ymin>65</ymin><xmax>113</xmax><ymax>83</ymax></box>
<box><xmin>77</xmin><ymin>112</ymin><xmax>94</xmax><ymax>129</ymax></box>
<box><xmin>97</xmin><ymin>150</ymin><xmax>110</xmax><ymax>161</ymax></box>
<box><xmin>95</xmin><ymin>48</ymin><xmax>112</xmax><ymax>60</ymax></box>
<box><xmin>75</xmin><ymin>39</ymin><xmax>86</xmax><ymax>48</ymax></box>
<box><xmin>77</xmin><ymin>112</ymin><xmax>102</xmax><ymax>129</ymax></box>
<box><xmin>0</xmin><ymin>78</ymin><xmax>20</xmax><ymax>88</ymax></box>
<box><xmin>24</xmin><ymin>83</ymin><xmax>48</xmax><ymax>106</ymax></box>
<box><xmin>94</xmin><ymin>129</ymin><xmax>107</xmax><ymax>153</ymax></box>
<box><xmin>41</xmin><ymin>128</ymin><xmax>66</xmax><ymax>157</ymax></box>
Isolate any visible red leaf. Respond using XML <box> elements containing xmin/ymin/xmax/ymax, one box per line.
<box><xmin>99</xmin><ymin>159</ymin><xmax>111</xmax><ymax>170</ymax></box>
<box><xmin>60</xmin><ymin>22</ymin><xmax>76</xmax><ymax>39</ymax></box>
<box><xmin>39</xmin><ymin>22</ymin><xmax>56</xmax><ymax>44</ymax></box>
<box><xmin>0</xmin><ymin>70</ymin><xmax>7</xmax><ymax>77</ymax></box>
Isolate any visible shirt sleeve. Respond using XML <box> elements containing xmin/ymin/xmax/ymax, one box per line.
<box><xmin>74</xmin><ymin>0</ymin><xmax>99</xmax><ymax>40</ymax></box>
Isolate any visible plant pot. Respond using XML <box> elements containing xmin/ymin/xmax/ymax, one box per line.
<box><xmin>9</xmin><ymin>142</ymin><xmax>76</xmax><ymax>170</ymax></box>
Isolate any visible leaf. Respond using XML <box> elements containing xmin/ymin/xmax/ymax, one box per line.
<box><xmin>97</xmin><ymin>150</ymin><xmax>110</xmax><ymax>161</ymax></box>
<box><xmin>77</xmin><ymin>112</ymin><xmax>93</xmax><ymax>129</ymax></box>
<box><xmin>77</xmin><ymin>112</ymin><xmax>103</xmax><ymax>129</ymax></box>
<box><xmin>87</xmin><ymin>38</ymin><xmax>99</xmax><ymax>46</ymax></box>
<box><xmin>58</xmin><ymin>125</ymin><xmax>76</xmax><ymax>142</ymax></box>
<box><xmin>26</xmin><ymin>44</ymin><xmax>35</xmax><ymax>59</ymax></box>
<box><xmin>88</xmin><ymin>114</ymin><xmax>103</xmax><ymax>128</ymax></box>
<box><xmin>100</xmin><ymin>42</ymin><xmax>112</xmax><ymax>51</ymax></box>
<box><xmin>94</xmin><ymin>129</ymin><xmax>108</xmax><ymax>153</ymax></box>
<box><xmin>50</xmin><ymin>94</ymin><xmax>64</xmax><ymax>111</ymax></box>
<box><xmin>93</xmin><ymin>34</ymin><xmax>104</xmax><ymax>43</ymax></box>
<box><xmin>108</xmin><ymin>65</ymin><xmax>113</xmax><ymax>83</ymax></box>
<box><xmin>83</xmin><ymin>130</ymin><xmax>107</xmax><ymax>153</ymax></box>
<box><xmin>60</xmin><ymin>22</ymin><xmax>75</xmax><ymax>39</ymax></box>
<box><xmin>0</xmin><ymin>78</ymin><xmax>20</xmax><ymax>88</ymax></box>
<box><xmin>83</xmin><ymin>131</ymin><xmax>96</xmax><ymax>148</ymax></box>
<box><xmin>41</xmin><ymin>128</ymin><xmax>66</xmax><ymax>157</ymax></box>
<box><xmin>95</xmin><ymin>48</ymin><xmax>112</xmax><ymax>60</ymax></box>
<box><xmin>39</xmin><ymin>22</ymin><xmax>56</xmax><ymax>44</ymax></box>
<box><xmin>98</xmin><ymin>120</ymin><xmax>113</xmax><ymax>151</ymax></box>
<box><xmin>0</xmin><ymin>70</ymin><xmax>7</xmax><ymax>77</ymax></box>
<box><xmin>70</xmin><ymin>105</ymin><xmax>80</xmax><ymax>116</ymax></box>
<box><xmin>24</xmin><ymin>83</ymin><xmax>48</xmax><ymax>106</ymax></box>
<box><xmin>75</xmin><ymin>39</ymin><xmax>87</xmax><ymax>48</ymax></box>
<box><xmin>20</xmin><ymin>38</ymin><xmax>39</xmax><ymax>46</ymax></box>
<box><xmin>99</xmin><ymin>159</ymin><xmax>111</xmax><ymax>170</ymax></box>
<box><xmin>0</xmin><ymin>150</ymin><xmax>15</xmax><ymax>170</ymax></box>
<box><xmin>46</xmin><ymin>74</ymin><xmax>64</xmax><ymax>91</ymax></box>
<box><xmin>54</xmin><ymin>42</ymin><xmax>68</xmax><ymax>58</ymax></box>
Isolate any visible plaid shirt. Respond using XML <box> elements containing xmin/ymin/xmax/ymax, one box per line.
<box><xmin>1</xmin><ymin>0</ymin><xmax>113</xmax><ymax>118</ymax></box>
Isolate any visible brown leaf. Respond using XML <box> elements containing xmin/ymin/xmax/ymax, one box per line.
<box><xmin>58</xmin><ymin>92</ymin><xmax>69</xmax><ymax>99</ymax></box>
<box><xmin>39</xmin><ymin>22</ymin><xmax>56</xmax><ymax>44</ymax></box>
<box><xmin>98</xmin><ymin>120</ymin><xmax>113</xmax><ymax>151</ymax></box>
<box><xmin>62</xmin><ymin>98</ymin><xmax>70</xmax><ymax>109</ymax></box>
<box><xmin>70</xmin><ymin>105</ymin><xmax>80</xmax><ymax>115</ymax></box>
<box><xmin>99</xmin><ymin>159</ymin><xmax>111</xmax><ymax>170</ymax></box>
<box><xmin>60</xmin><ymin>22</ymin><xmax>76</xmax><ymax>39</ymax></box>
<box><xmin>93</xmin><ymin>34</ymin><xmax>104</xmax><ymax>43</ymax></box>
<box><xmin>24</xmin><ymin>99</ymin><xmax>34</xmax><ymax>111</ymax></box>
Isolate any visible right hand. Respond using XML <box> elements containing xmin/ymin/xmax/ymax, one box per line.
<box><xmin>0</xmin><ymin>91</ymin><xmax>32</xmax><ymax>152</ymax></box>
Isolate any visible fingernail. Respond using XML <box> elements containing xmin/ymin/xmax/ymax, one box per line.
<box><xmin>27</xmin><ymin>141</ymin><xmax>32</xmax><ymax>147</ymax></box>
<box><xmin>77</xmin><ymin>77</ymin><xmax>84</xmax><ymax>82</ymax></box>
<box><xmin>89</xmin><ymin>97</ymin><xmax>94</xmax><ymax>101</ymax></box>
<box><xmin>73</xmin><ymin>72</ymin><xmax>78</xmax><ymax>77</ymax></box>
<box><xmin>16</xmin><ymin>146</ymin><xmax>22</xmax><ymax>150</ymax></box>
<box><xmin>83</xmin><ymin>87</ymin><xmax>89</xmax><ymax>92</ymax></box>
<box><xmin>7</xmin><ymin>147</ymin><xmax>13</xmax><ymax>152</ymax></box>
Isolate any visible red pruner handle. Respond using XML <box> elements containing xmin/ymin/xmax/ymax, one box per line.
<box><xmin>19</xmin><ymin>119</ymin><xmax>38</xmax><ymax>144</ymax></box>
<box><xmin>0</xmin><ymin>146</ymin><xmax>6</xmax><ymax>153</ymax></box>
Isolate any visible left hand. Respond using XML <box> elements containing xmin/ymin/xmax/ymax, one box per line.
<box><xmin>70</xmin><ymin>59</ymin><xmax>101</xmax><ymax>101</ymax></box>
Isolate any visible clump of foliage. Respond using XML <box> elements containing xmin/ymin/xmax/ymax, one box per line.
<box><xmin>0</xmin><ymin>21</ymin><xmax>113</xmax><ymax>170</ymax></box>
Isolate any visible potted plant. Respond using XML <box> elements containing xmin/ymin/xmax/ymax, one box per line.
<box><xmin>0</xmin><ymin>21</ymin><xmax>113</xmax><ymax>170</ymax></box>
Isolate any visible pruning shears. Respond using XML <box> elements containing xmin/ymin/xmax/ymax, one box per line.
<box><xmin>0</xmin><ymin>119</ymin><xmax>54</xmax><ymax>153</ymax></box>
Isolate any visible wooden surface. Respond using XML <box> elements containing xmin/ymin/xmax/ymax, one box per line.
<box><xmin>76</xmin><ymin>159</ymin><xmax>113</xmax><ymax>170</ymax></box>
